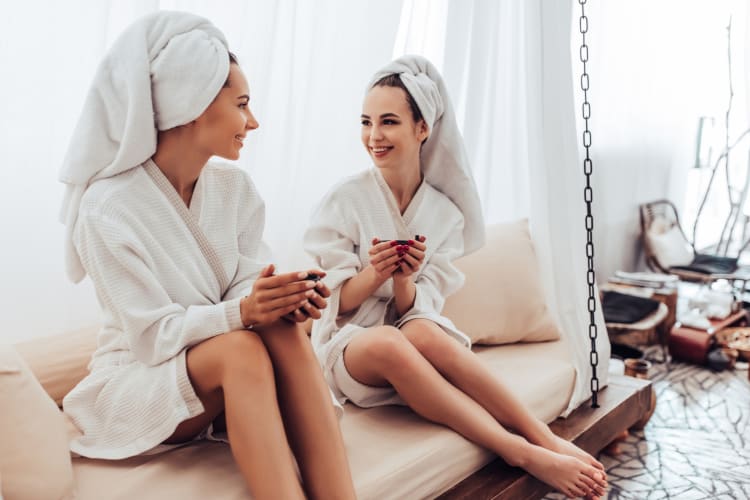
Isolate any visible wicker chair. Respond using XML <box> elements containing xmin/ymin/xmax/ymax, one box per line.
<box><xmin>639</xmin><ymin>199</ymin><xmax>750</xmax><ymax>286</ymax></box>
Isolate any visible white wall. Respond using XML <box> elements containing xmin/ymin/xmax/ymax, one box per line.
<box><xmin>579</xmin><ymin>0</ymin><xmax>748</xmax><ymax>280</ymax></box>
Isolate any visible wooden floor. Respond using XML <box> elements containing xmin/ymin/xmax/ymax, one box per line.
<box><xmin>438</xmin><ymin>375</ymin><xmax>653</xmax><ymax>500</ymax></box>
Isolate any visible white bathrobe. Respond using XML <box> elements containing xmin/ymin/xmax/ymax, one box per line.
<box><xmin>304</xmin><ymin>168</ymin><xmax>471</xmax><ymax>405</ymax></box>
<box><xmin>63</xmin><ymin>160</ymin><xmax>268</xmax><ymax>459</ymax></box>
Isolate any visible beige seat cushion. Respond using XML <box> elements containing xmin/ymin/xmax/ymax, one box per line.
<box><xmin>69</xmin><ymin>340</ymin><xmax>574</xmax><ymax>500</ymax></box>
<box><xmin>14</xmin><ymin>326</ymin><xmax>99</xmax><ymax>407</ymax></box>
<box><xmin>0</xmin><ymin>345</ymin><xmax>75</xmax><ymax>500</ymax></box>
<box><xmin>443</xmin><ymin>219</ymin><xmax>561</xmax><ymax>344</ymax></box>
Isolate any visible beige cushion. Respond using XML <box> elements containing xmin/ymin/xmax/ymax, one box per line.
<box><xmin>0</xmin><ymin>344</ymin><xmax>75</xmax><ymax>500</ymax></box>
<box><xmin>14</xmin><ymin>326</ymin><xmax>98</xmax><ymax>407</ymax></box>
<box><xmin>443</xmin><ymin>219</ymin><xmax>561</xmax><ymax>344</ymax></box>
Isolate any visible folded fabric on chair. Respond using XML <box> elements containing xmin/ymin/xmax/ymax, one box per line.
<box><xmin>671</xmin><ymin>253</ymin><xmax>738</xmax><ymax>275</ymax></box>
<box><xmin>602</xmin><ymin>291</ymin><xmax>661</xmax><ymax>324</ymax></box>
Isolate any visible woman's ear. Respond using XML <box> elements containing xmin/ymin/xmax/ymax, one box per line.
<box><xmin>417</xmin><ymin>120</ymin><xmax>429</xmax><ymax>142</ymax></box>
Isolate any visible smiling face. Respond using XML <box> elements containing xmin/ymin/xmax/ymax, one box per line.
<box><xmin>193</xmin><ymin>63</ymin><xmax>259</xmax><ymax>160</ymax></box>
<box><xmin>361</xmin><ymin>85</ymin><xmax>428</xmax><ymax>172</ymax></box>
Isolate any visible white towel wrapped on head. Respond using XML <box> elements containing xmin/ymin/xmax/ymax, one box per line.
<box><xmin>58</xmin><ymin>10</ymin><xmax>230</xmax><ymax>282</ymax></box>
<box><xmin>368</xmin><ymin>55</ymin><xmax>485</xmax><ymax>255</ymax></box>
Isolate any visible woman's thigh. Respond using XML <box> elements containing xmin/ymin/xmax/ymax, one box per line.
<box><xmin>163</xmin><ymin>330</ymin><xmax>270</xmax><ymax>444</ymax></box>
<box><xmin>400</xmin><ymin>319</ymin><xmax>464</xmax><ymax>364</ymax></box>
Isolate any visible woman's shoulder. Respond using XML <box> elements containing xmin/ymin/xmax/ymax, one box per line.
<box><xmin>319</xmin><ymin>168</ymin><xmax>374</xmax><ymax>204</ymax></box>
<box><xmin>202</xmin><ymin>160</ymin><xmax>246</xmax><ymax>177</ymax></box>
<box><xmin>202</xmin><ymin>161</ymin><xmax>260</xmax><ymax>198</ymax></box>
<box><xmin>78</xmin><ymin>167</ymin><xmax>145</xmax><ymax>219</ymax></box>
<box><xmin>423</xmin><ymin>181</ymin><xmax>463</xmax><ymax>219</ymax></box>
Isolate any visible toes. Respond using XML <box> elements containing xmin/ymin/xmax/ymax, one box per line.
<box><xmin>568</xmin><ymin>483</ymin><xmax>587</xmax><ymax>498</ymax></box>
<box><xmin>584</xmin><ymin>466</ymin><xmax>608</xmax><ymax>486</ymax></box>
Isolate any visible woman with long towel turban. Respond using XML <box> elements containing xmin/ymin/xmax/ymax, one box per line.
<box><xmin>304</xmin><ymin>55</ymin><xmax>607</xmax><ymax>499</ymax></box>
<box><xmin>60</xmin><ymin>11</ymin><xmax>355</xmax><ymax>499</ymax></box>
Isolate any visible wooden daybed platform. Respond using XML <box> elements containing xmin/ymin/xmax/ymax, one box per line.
<box><xmin>441</xmin><ymin>376</ymin><xmax>652</xmax><ymax>499</ymax></box>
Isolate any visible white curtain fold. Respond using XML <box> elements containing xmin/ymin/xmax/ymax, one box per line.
<box><xmin>397</xmin><ymin>0</ymin><xmax>610</xmax><ymax>414</ymax></box>
<box><xmin>532</xmin><ymin>1</ymin><xmax>611</xmax><ymax>414</ymax></box>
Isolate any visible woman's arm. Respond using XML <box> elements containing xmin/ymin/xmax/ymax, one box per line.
<box><xmin>393</xmin><ymin>217</ymin><xmax>465</xmax><ymax>319</ymax></box>
<box><xmin>391</xmin><ymin>278</ymin><xmax>417</xmax><ymax>317</ymax></box>
<box><xmin>76</xmin><ymin>214</ymin><xmax>254</xmax><ymax>366</ymax></box>
<box><xmin>339</xmin><ymin>238</ymin><xmax>404</xmax><ymax>314</ymax></box>
<box><xmin>223</xmin><ymin>172</ymin><xmax>270</xmax><ymax>301</ymax></box>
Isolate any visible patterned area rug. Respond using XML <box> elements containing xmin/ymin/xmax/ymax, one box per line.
<box><xmin>547</xmin><ymin>346</ymin><xmax>750</xmax><ymax>499</ymax></box>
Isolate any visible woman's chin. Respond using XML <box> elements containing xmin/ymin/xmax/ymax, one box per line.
<box><xmin>216</xmin><ymin>150</ymin><xmax>241</xmax><ymax>161</ymax></box>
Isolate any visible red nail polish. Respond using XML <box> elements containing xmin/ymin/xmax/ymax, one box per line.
<box><xmin>407</xmin><ymin>240</ymin><xmax>414</xmax><ymax>245</ymax></box>
<box><xmin>390</xmin><ymin>241</ymin><xmax>398</xmax><ymax>247</ymax></box>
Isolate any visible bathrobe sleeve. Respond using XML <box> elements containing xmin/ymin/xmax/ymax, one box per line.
<box><xmin>304</xmin><ymin>195</ymin><xmax>363</xmax><ymax>323</ymax></box>
<box><xmin>223</xmin><ymin>175</ymin><xmax>270</xmax><ymax>301</ymax></box>
<box><xmin>76</xmin><ymin>213</ymin><xmax>246</xmax><ymax>366</ymax></box>
<box><xmin>304</xmin><ymin>196</ymin><xmax>362</xmax><ymax>291</ymax></box>
<box><xmin>404</xmin><ymin>212</ymin><xmax>466</xmax><ymax>317</ymax></box>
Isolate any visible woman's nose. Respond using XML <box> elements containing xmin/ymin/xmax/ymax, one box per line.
<box><xmin>246</xmin><ymin>109</ymin><xmax>259</xmax><ymax>130</ymax></box>
<box><xmin>370</xmin><ymin>124</ymin><xmax>383</xmax><ymax>141</ymax></box>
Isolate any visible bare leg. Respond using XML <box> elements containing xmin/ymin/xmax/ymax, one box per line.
<box><xmin>254</xmin><ymin>320</ymin><xmax>356</xmax><ymax>500</ymax></box>
<box><xmin>344</xmin><ymin>327</ymin><xmax>602</xmax><ymax>498</ymax></box>
<box><xmin>402</xmin><ymin>320</ymin><xmax>606</xmax><ymax>476</ymax></box>
<box><xmin>164</xmin><ymin>330</ymin><xmax>305</xmax><ymax>500</ymax></box>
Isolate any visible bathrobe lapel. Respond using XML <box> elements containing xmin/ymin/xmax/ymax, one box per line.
<box><xmin>371</xmin><ymin>168</ymin><xmax>427</xmax><ymax>240</ymax></box>
<box><xmin>143</xmin><ymin>159</ymin><xmax>231</xmax><ymax>294</ymax></box>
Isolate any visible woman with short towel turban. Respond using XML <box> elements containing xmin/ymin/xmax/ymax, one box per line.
<box><xmin>304</xmin><ymin>54</ymin><xmax>607</xmax><ymax>499</ymax></box>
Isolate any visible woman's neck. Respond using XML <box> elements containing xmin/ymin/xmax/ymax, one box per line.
<box><xmin>152</xmin><ymin>129</ymin><xmax>210</xmax><ymax>206</ymax></box>
<box><xmin>379</xmin><ymin>161</ymin><xmax>423</xmax><ymax>214</ymax></box>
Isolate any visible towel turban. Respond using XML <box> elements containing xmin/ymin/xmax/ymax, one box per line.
<box><xmin>368</xmin><ymin>55</ymin><xmax>485</xmax><ymax>255</ymax></box>
<box><xmin>59</xmin><ymin>11</ymin><xmax>230</xmax><ymax>282</ymax></box>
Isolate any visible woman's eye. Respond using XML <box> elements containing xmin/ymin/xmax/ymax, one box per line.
<box><xmin>383</xmin><ymin>119</ymin><xmax>397</xmax><ymax>125</ymax></box>
<box><xmin>361</xmin><ymin>120</ymin><xmax>371</xmax><ymax>126</ymax></box>
<box><xmin>239</xmin><ymin>103</ymin><xmax>248</xmax><ymax>109</ymax></box>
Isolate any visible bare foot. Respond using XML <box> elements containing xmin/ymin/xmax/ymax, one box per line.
<box><xmin>518</xmin><ymin>445</ymin><xmax>606</xmax><ymax>499</ymax></box>
<box><xmin>549</xmin><ymin>434</ymin><xmax>606</xmax><ymax>472</ymax></box>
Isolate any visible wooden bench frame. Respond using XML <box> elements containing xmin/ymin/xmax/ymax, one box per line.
<box><xmin>439</xmin><ymin>375</ymin><xmax>653</xmax><ymax>499</ymax></box>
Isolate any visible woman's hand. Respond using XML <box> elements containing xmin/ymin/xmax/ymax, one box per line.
<box><xmin>240</xmin><ymin>264</ymin><xmax>324</xmax><ymax>328</ymax></box>
<box><xmin>283</xmin><ymin>270</ymin><xmax>331</xmax><ymax>323</ymax></box>
<box><xmin>367</xmin><ymin>238</ymin><xmax>402</xmax><ymax>281</ymax></box>
<box><xmin>392</xmin><ymin>236</ymin><xmax>427</xmax><ymax>282</ymax></box>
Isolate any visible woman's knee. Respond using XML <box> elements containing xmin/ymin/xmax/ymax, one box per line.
<box><xmin>362</xmin><ymin>327</ymin><xmax>419</xmax><ymax>372</ymax></box>
<box><xmin>403</xmin><ymin>321</ymin><xmax>460</xmax><ymax>364</ymax></box>
<box><xmin>190</xmin><ymin>330</ymin><xmax>274</xmax><ymax>389</ymax></box>
<box><xmin>257</xmin><ymin>319</ymin><xmax>308</xmax><ymax>344</ymax></box>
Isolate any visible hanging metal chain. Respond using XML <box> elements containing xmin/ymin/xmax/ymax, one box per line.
<box><xmin>579</xmin><ymin>0</ymin><xmax>600</xmax><ymax>409</ymax></box>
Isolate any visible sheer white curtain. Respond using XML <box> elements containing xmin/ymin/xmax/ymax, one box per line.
<box><xmin>0</xmin><ymin>1</ymin><xmax>402</xmax><ymax>343</ymax></box>
<box><xmin>395</xmin><ymin>0</ymin><xmax>609</xmax><ymax>413</ymax></box>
